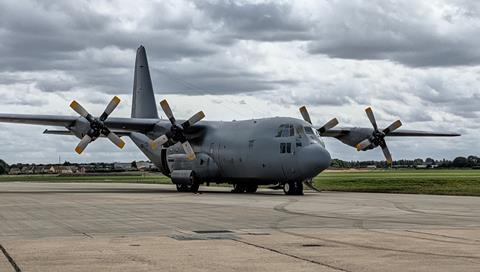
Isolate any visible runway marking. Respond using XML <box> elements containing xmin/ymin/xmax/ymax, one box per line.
<box><xmin>232</xmin><ymin>238</ymin><xmax>352</xmax><ymax>272</ymax></box>
<box><xmin>0</xmin><ymin>243</ymin><xmax>21</xmax><ymax>272</ymax></box>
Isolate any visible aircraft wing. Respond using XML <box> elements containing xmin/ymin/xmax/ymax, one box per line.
<box><xmin>321</xmin><ymin>128</ymin><xmax>460</xmax><ymax>138</ymax></box>
<box><xmin>385</xmin><ymin>129</ymin><xmax>460</xmax><ymax>137</ymax></box>
<box><xmin>0</xmin><ymin>113</ymin><xmax>160</xmax><ymax>133</ymax></box>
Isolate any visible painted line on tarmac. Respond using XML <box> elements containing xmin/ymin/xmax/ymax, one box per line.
<box><xmin>0</xmin><ymin>243</ymin><xmax>21</xmax><ymax>272</ymax></box>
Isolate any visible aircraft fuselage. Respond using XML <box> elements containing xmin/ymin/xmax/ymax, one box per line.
<box><xmin>130</xmin><ymin>117</ymin><xmax>331</xmax><ymax>186</ymax></box>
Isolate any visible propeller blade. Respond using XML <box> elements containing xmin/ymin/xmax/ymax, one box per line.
<box><xmin>181</xmin><ymin>141</ymin><xmax>196</xmax><ymax>161</ymax></box>
<box><xmin>70</xmin><ymin>101</ymin><xmax>90</xmax><ymax>118</ymax></box>
<box><xmin>100</xmin><ymin>96</ymin><xmax>121</xmax><ymax>121</ymax></box>
<box><xmin>75</xmin><ymin>135</ymin><xmax>92</xmax><ymax>154</ymax></box>
<box><xmin>383</xmin><ymin>120</ymin><xmax>402</xmax><ymax>134</ymax></box>
<box><xmin>356</xmin><ymin>138</ymin><xmax>371</xmax><ymax>151</ymax></box>
<box><xmin>182</xmin><ymin>111</ymin><xmax>205</xmax><ymax>128</ymax></box>
<box><xmin>106</xmin><ymin>131</ymin><xmax>125</xmax><ymax>149</ymax></box>
<box><xmin>299</xmin><ymin>106</ymin><xmax>312</xmax><ymax>124</ymax></box>
<box><xmin>150</xmin><ymin>135</ymin><xmax>169</xmax><ymax>150</ymax></box>
<box><xmin>160</xmin><ymin>99</ymin><xmax>176</xmax><ymax>124</ymax></box>
<box><xmin>380</xmin><ymin>141</ymin><xmax>393</xmax><ymax>164</ymax></box>
<box><xmin>318</xmin><ymin>118</ymin><xmax>339</xmax><ymax>134</ymax></box>
<box><xmin>365</xmin><ymin>107</ymin><xmax>378</xmax><ymax>131</ymax></box>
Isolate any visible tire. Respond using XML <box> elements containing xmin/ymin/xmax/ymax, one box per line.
<box><xmin>175</xmin><ymin>171</ymin><xmax>200</xmax><ymax>193</ymax></box>
<box><xmin>176</xmin><ymin>183</ymin><xmax>200</xmax><ymax>193</ymax></box>
<box><xmin>245</xmin><ymin>184</ymin><xmax>258</xmax><ymax>193</ymax></box>
<box><xmin>283</xmin><ymin>181</ymin><xmax>303</xmax><ymax>195</ymax></box>
<box><xmin>232</xmin><ymin>183</ymin><xmax>246</xmax><ymax>193</ymax></box>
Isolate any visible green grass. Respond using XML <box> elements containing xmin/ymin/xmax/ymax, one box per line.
<box><xmin>314</xmin><ymin>169</ymin><xmax>480</xmax><ymax>196</ymax></box>
<box><xmin>1</xmin><ymin>169</ymin><xmax>479</xmax><ymax>196</ymax></box>
<box><xmin>0</xmin><ymin>173</ymin><xmax>172</xmax><ymax>184</ymax></box>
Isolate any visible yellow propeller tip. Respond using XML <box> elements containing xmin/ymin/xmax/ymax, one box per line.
<box><xmin>113</xmin><ymin>96</ymin><xmax>121</xmax><ymax>104</ymax></box>
<box><xmin>75</xmin><ymin>147</ymin><xmax>83</xmax><ymax>154</ymax></box>
<box><xmin>70</xmin><ymin>100</ymin><xmax>79</xmax><ymax>108</ymax></box>
<box><xmin>118</xmin><ymin>140</ymin><xmax>126</xmax><ymax>149</ymax></box>
<box><xmin>150</xmin><ymin>141</ymin><xmax>158</xmax><ymax>150</ymax></box>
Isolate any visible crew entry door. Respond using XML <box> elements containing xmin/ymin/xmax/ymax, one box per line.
<box><xmin>276</xmin><ymin>124</ymin><xmax>298</xmax><ymax>181</ymax></box>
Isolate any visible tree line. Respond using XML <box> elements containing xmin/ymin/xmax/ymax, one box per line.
<box><xmin>330</xmin><ymin>155</ymin><xmax>480</xmax><ymax>169</ymax></box>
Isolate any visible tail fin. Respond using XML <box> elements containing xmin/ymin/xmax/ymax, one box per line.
<box><xmin>131</xmin><ymin>45</ymin><xmax>159</xmax><ymax>119</ymax></box>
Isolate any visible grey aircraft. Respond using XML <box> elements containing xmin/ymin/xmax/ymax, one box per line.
<box><xmin>0</xmin><ymin>46</ymin><xmax>460</xmax><ymax>195</ymax></box>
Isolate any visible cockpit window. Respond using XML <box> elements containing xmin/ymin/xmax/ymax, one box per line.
<box><xmin>304</xmin><ymin>127</ymin><xmax>320</xmax><ymax>138</ymax></box>
<box><xmin>304</xmin><ymin>127</ymin><xmax>315</xmax><ymax>135</ymax></box>
<box><xmin>275</xmin><ymin>124</ymin><xmax>294</xmax><ymax>137</ymax></box>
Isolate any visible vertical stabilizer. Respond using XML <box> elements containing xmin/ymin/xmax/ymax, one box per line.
<box><xmin>131</xmin><ymin>46</ymin><xmax>159</xmax><ymax>119</ymax></box>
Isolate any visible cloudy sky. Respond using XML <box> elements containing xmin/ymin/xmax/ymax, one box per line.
<box><xmin>0</xmin><ymin>0</ymin><xmax>478</xmax><ymax>164</ymax></box>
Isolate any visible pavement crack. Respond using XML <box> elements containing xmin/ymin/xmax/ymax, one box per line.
<box><xmin>278</xmin><ymin>229</ymin><xmax>480</xmax><ymax>260</ymax></box>
<box><xmin>232</xmin><ymin>238</ymin><xmax>352</xmax><ymax>272</ymax></box>
<box><xmin>0</xmin><ymin>242</ymin><xmax>22</xmax><ymax>272</ymax></box>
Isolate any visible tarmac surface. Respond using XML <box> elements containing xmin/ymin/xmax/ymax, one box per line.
<box><xmin>0</xmin><ymin>182</ymin><xmax>479</xmax><ymax>271</ymax></box>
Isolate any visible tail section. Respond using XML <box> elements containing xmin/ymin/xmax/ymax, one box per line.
<box><xmin>131</xmin><ymin>46</ymin><xmax>159</xmax><ymax>119</ymax></box>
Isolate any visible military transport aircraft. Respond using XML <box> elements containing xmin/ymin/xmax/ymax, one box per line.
<box><xmin>0</xmin><ymin>46</ymin><xmax>459</xmax><ymax>195</ymax></box>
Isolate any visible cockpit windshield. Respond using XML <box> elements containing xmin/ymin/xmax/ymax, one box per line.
<box><xmin>275</xmin><ymin>124</ymin><xmax>294</xmax><ymax>137</ymax></box>
<box><xmin>304</xmin><ymin>126</ymin><xmax>321</xmax><ymax>138</ymax></box>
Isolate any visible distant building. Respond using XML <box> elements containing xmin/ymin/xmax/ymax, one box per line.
<box><xmin>136</xmin><ymin>161</ymin><xmax>156</xmax><ymax>171</ymax></box>
<box><xmin>113</xmin><ymin>163</ymin><xmax>134</xmax><ymax>171</ymax></box>
<box><xmin>8</xmin><ymin>167</ymin><xmax>21</xmax><ymax>175</ymax></box>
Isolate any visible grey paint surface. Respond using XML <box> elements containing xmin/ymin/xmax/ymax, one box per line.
<box><xmin>0</xmin><ymin>182</ymin><xmax>479</xmax><ymax>272</ymax></box>
<box><xmin>131</xmin><ymin>45</ymin><xmax>158</xmax><ymax>119</ymax></box>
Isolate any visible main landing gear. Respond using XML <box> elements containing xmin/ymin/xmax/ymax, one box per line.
<box><xmin>232</xmin><ymin>183</ymin><xmax>258</xmax><ymax>193</ymax></box>
<box><xmin>283</xmin><ymin>181</ymin><xmax>303</xmax><ymax>195</ymax></box>
<box><xmin>176</xmin><ymin>183</ymin><xmax>200</xmax><ymax>193</ymax></box>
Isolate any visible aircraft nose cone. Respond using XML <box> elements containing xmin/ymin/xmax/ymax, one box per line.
<box><xmin>299</xmin><ymin>144</ymin><xmax>331</xmax><ymax>178</ymax></box>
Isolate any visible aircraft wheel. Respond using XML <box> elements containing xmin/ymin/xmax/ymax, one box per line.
<box><xmin>245</xmin><ymin>184</ymin><xmax>258</xmax><ymax>193</ymax></box>
<box><xmin>232</xmin><ymin>183</ymin><xmax>246</xmax><ymax>193</ymax></box>
<box><xmin>176</xmin><ymin>183</ymin><xmax>200</xmax><ymax>193</ymax></box>
<box><xmin>283</xmin><ymin>181</ymin><xmax>303</xmax><ymax>195</ymax></box>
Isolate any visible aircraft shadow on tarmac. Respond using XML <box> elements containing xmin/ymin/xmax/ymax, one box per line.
<box><xmin>0</xmin><ymin>186</ymin><xmax>312</xmax><ymax>196</ymax></box>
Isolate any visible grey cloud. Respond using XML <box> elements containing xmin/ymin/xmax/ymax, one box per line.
<box><xmin>196</xmin><ymin>0</ymin><xmax>312</xmax><ymax>42</ymax></box>
<box><xmin>306</xmin><ymin>1</ymin><xmax>480</xmax><ymax>67</ymax></box>
<box><xmin>151</xmin><ymin>66</ymin><xmax>297</xmax><ymax>95</ymax></box>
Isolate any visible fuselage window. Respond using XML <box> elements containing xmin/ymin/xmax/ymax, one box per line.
<box><xmin>280</xmin><ymin>142</ymin><xmax>292</xmax><ymax>153</ymax></box>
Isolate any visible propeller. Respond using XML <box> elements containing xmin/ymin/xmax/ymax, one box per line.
<box><xmin>150</xmin><ymin>99</ymin><xmax>205</xmax><ymax>161</ymax></box>
<box><xmin>355</xmin><ymin>107</ymin><xmax>402</xmax><ymax>164</ymax></box>
<box><xmin>70</xmin><ymin>96</ymin><xmax>125</xmax><ymax>154</ymax></box>
<box><xmin>299</xmin><ymin>106</ymin><xmax>338</xmax><ymax>192</ymax></box>
<box><xmin>299</xmin><ymin>106</ymin><xmax>338</xmax><ymax>133</ymax></box>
